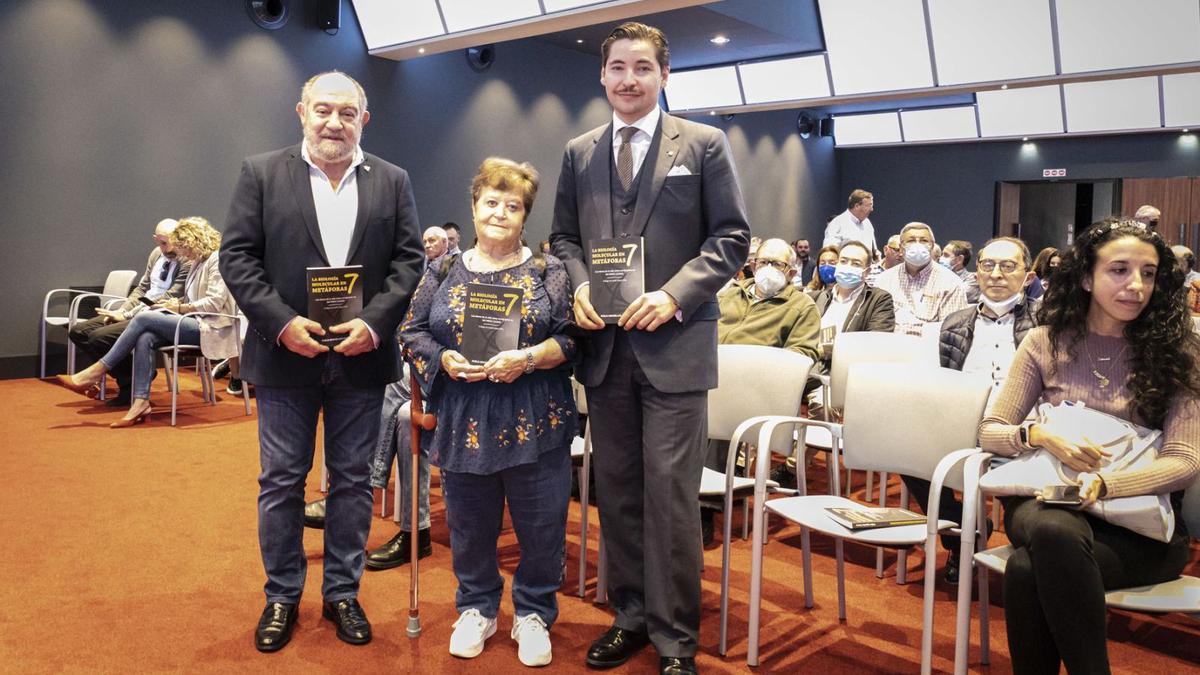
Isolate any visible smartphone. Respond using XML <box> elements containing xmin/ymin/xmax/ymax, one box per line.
<box><xmin>138</xmin><ymin>296</ymin><xmax>156</xmax><ymax>307</ymax></box>
<box><xmin>1041</xmin><ymin>484</ymin><xmax>1082</xmax><ymax>506</ymax></box>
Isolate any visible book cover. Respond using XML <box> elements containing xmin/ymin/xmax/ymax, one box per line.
<box><xmin>306</xmin><ymin>265</ymin><xmax>364</xmax><ymax>345</ymax></box>
<box><xmin>587</xmin><ymin>237</ymin><xmax>644</xmax><ymax>323</ymax></box>
<box><xmin>824</xmin><ymin>507</ymin><xmax>926</xmax><ymax>531</ymax></box>
<box><xmin>460</xmin><ymin>282</ymin><xmax>522</xmax><ymax>365</ymax></box>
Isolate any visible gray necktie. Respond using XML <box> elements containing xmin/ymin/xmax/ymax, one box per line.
<box><xmin>617</xmin><ymin>127</ymin><xmax>638</xmax><ymax>191</ymax></box>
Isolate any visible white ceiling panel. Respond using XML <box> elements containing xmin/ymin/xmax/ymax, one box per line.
<box><xmin>351</xmin><ymin>0</ymin><xmax>444</xmax><ymax>50</ymax></box>
<box><xmin>542</xmin><ymin>0</ymin><xmax>607</xmax><ymax>11</ymax></box>
<box><xmin>1164</xmin><ymin>73</ymin><xmax>1200</xmax><ymax>127</ymax></box>
<box><xmin>1056</xmin><ymin>0</ymin><xmax>1200</xmax><ymax>74</ymax></box>
<box><xmin>820</xmin><ymin>0</ymin><xmax>934</xmax><ymax>95</ymax></box>
<box><xmin>738</xmin><ymin>56</ymin><xmax>831</xmax><ymax>104</ymax></box>
<box><xmin>664</xmin><ymin>66</ymin><xmax>743</xmax><ymax>111</ymax></box>
<box><xmin>439</xmin><ymin>0</ymin><xmax>542</xmax><ymax>33</ymax></box>
<box><xmin>834</xmin><ymin>112</ymin><xmax>903</xmax><ymax>146</ymax></box>
<box><xmin>901</xmin><ymin>106</ymin><xmax>978</xmax><ymax>142</ymax></box>
<box><xmin>1064</xmin><ymin>77</ymin><xmax>1161</xmax><ymax>132</ymax></box>
<box><xmin>927</xmin><ymin>0</ymin><xmax>1056</xmax><ymax>85</ymax></box>
<box><xmin>977</xmin><ymin>85</ymin><xmax>1064</xmax><ymax>137</ymax></box>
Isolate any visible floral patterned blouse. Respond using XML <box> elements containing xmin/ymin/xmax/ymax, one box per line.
<box><xmin>399</xmin><ymin>252</ymin><xmax>579</xmax><ymax>474</ymax></box>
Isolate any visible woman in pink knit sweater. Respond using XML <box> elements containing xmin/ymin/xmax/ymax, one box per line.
<box><xmin>979</xmin><ymin>218</ymin><xmax>1200</xmax><ymax>674</ymax></box>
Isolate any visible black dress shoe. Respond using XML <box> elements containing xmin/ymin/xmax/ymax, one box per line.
<box><xmin>365</xmin><ymin>528</ymin><xmax>432</xmax><ymax>570</ymax></box>
<box><xmin>660</xmin><ymin>657</ymin><xmax>697</xmax><ymax>674</ymax></box>
<box><xmin>700</xmin><ymin>509</ymin><xmax>715</xmax><ymax>547</ymax></box>
<box><xmin>944</xmin><ymin>552</ymin><xmax>962</xmax><ymax>585</ymax></box>
<box><xmin>586</xmin><ymin>625</ymin><xmax>650</xmax><ymax>669</ymax></box>
<box><xmin>255</xmin><ymin>602</ymin><xmax>298</xmax><ymax>653</ymax></box>
<box><xmin>322</xmin><ymin>598</ymin><xmax>371</xmax><ymax>645</ymax></box>
<box><xmin>104</xmin><ymin>395</ymin><xmax>132</xmax><ymax>408</ymax></box>
<box><xmin>304</xmin><ymin>498</ymin><xmax>326</xmax><ymax>529</ymax></box>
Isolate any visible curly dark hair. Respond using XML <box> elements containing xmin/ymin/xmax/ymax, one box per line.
<box><xmin>1037</xmin><ymin>218</ymin><xmax>1200</xmax><ymax>427</ymax></box>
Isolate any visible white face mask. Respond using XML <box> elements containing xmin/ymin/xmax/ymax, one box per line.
<box><xmin>753</xmin><ymin>266</ymin><xmax>787</xmax><ymax>298</ymax></box>
<box><xmin>904</xmin><ymin>242</ymin><xmax>932</xmax><ymax>268</ymax></box>
<box><xmin>981</xmin><ymin>291</ymin><xmax>1022</xmax><ymax>317</ymax></box>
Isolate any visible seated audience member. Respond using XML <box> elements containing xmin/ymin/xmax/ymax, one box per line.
<box><xmin>865</xmin><ymin>234</ymin><xmax>902</xmax><ymax>287</ymax></box>
<box><xmin>1026</xmin><ymin>246</ymin><xmax>1060</xmax><ymax>300</ymax></box>
<box><xmin>67</xmin><ymin>218</ymin><xmax>192</xmax><ymax>406</ymax></box>
<box><xmin>791</xmin><ymin>237</ymin><xmax>815</xmax><ymax>286</ymax></box>
<box><xmin>717</xmin><ymin>238</ymin><xmax>821</xmax><ymax>362</ymax></box>
<box><xmin>1133</xmin><ymin>203</ymin><xmax>1161</xmax><ymax>229</ymax></box>
<box><xmin>823</xmin><ymin>189</ymin><xmax>876</xmax><ymax>254</ymax></box>
<box><xmin>1172</xmin><ymin>245</ymin><xmax>1200</xmax><ymax>313</ymax></box>
<box><xmin>443</xmin><ymin>222</ymin><xmax>462</xmax><ymax>255</ymax></box>
<box><xmin>421</xmin><ymin>226</ymin><xmax>449</xmax><ymax>272</ymax></box>
<box><xmin>304</xmin><ymin>363</ymin><xmax>432</xmax><ymax>570</ymax></box>
<box><xmin>940</xmin><ymin>239</ymin><xmax>980</xmax><ymax>304</ymax></box>
<box><xmin>872</xmin><ymin>222</ymin><xmax>968</xmax><ymax>336</ymax></box>
<box><xmin>708</xmin><ymin>238</ymin><xmax>821</xmax><ymax>535</ymax></box>
<box><xmin>901</xmin><ymin>236</ymin><xmax>1039</xmax><ymax>582</ymax></box>
<box><xmin>805</xmin><ymin>245</ymin><xmax>839</xmax><ymax>294</ymax></box>
<box><xmin>980</xmin><ymin>218</ymin><xmax>1199</xmax><ymax>673</ymax></box>
<box><xmin>57</xmin><ymin>216</ymin><xmax>239</xmax><ymax>427</ymax></box>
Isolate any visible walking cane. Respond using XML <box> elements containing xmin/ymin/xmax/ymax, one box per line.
<box><xmin>407</xmin><ymin>363</ymin><xmax>437</xmax><ymax>638</ymax></box>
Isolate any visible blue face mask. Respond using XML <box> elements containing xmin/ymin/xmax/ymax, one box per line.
<box><xmin>834</xmin><ymin>264</ymin><xmax>864</xmax><ymax>289</ymax></box>
<box><xmin>818</xmin><ymin>264</ymin><xmax>837</xmax><ymax>285</ymax></box>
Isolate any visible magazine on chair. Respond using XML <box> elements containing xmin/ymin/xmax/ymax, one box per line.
<box><xmin>306</xmin><ymin>265</ymin><xmax>364</xmax><ymax>345</ymax></box>
<box><xmin>825</xmin><ymin>507</ymin><xmax>926</xmax><ymax>531</ymax></box>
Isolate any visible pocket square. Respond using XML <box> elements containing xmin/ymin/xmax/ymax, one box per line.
<box><xmin>667</xmin><ymin>165</ymin><xmax>693</xmax><ymax>177</ymax></box>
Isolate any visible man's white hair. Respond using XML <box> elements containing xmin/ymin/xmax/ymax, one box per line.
<box><xmin>423</xmin><ymin>226</ymin><xmax>448</xmax><ymax>240</ymax></box>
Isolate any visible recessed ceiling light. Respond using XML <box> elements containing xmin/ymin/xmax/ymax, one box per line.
<box><xmin>710</xmin><ymin>36</ymin><xmax>730</xmax><ymax>45</ymax></box>
<box><xmin>418</xmin><ymin>47</ymin><xmax>425</xmax><ymax>54</ymax></box>
<box><xmin>1022</xmin><ymin>136</ymin><xmax>1029</xmax><ymax>141</ymax></box>
<box><xmin>576</xmin><ymin>39</ymin><xmax>583</xmax><ymax>44</ymax></box>
<box><xmin>709</xmin><ymin>111</ymin><xmax>717</xmax><ymax>115</ymax></box>
<box><xmin>1000</xmin><ymin>84</ymin><xmax>1009</xmax><ymax>90</ymax></box>
<box><xmin>1184</xmin><ymin>128</ymin><xmax>1191</xmax><ymax>133</ymax></box>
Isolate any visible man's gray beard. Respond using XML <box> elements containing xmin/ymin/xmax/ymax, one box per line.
<box><xmin>308</xmin><ymin>137</ymin><xmax>354</xmax><ymax>163</ymax></box>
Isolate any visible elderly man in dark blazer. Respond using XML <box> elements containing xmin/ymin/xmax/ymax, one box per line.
<box><xmin>550</xmin><ymin>23</ymin><xmax>749</xmax><ymax>675</ymax></box>
<box><xmin>220</xmin><ymin>71</ymin><xmax>424</xmax><ymax>653</ymax></box>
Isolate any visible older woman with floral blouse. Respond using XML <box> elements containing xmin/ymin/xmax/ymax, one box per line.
<box><xmin>400</xmin><ymin>157</ymin><xmax>577</xmax><ymax>668</ymax></box>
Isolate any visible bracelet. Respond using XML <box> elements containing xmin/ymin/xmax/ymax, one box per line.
<box><xmin>523</xmin><ymin>349</ymin><xmax>535</xmax><ymax>374</ymax></box>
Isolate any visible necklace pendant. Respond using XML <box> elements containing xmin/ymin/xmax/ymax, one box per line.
<box><xmin>1092</xmin><ymin>369</ymin><xmax>1110</xmax><ymax>389</ymax></box>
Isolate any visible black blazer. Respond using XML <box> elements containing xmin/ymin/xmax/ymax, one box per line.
<box><xmin>219</xmin><ymin>144</ymin><xmax>425</xmax><ymax>387</ymax></box>
<box><xmin>813</xmin><ymin>285</ymin><xmax>896</xmax><ymax>334</ymax></box>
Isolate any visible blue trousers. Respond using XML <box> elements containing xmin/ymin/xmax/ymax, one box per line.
<box><xmin>440</xmin><ymin>446</ymin><xmax>571</xmax><ymax>625</ymax></box>
<box><xmin>368</xmin><ymin>380</ymin><xmax>430</xmax><ymax>531</ymax></box>
<box><xmin>99</xmin><ymin>310</ymin><xmax>199</xmax><ymax>400</ymax></box>
<box><xmin>255</xmin><ymin>356</ymin><xmax>384</xmax><ymax>604</ymax></box>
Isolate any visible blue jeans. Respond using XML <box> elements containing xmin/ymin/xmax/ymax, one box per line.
<box><xmin>99</xmin><ymin>310</ymin><xmax>199</xmax><ymax>400</ymax></box>
<box><xmin>369</xmin><ymin>380</ymin><xmax>430</xmax><ymax>531</ymax></box>
<box><xmin>255</xmin><ymin>356</ymin><xmax>384</xmax><ymax>604</ymax></box>
<box><xmin>440</xmin><ymin>446</ymin><xmax>571</xmax><ymax>625</ymax></box>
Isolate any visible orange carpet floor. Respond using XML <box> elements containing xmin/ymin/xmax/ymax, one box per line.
<box><xmin>2</xmin><ymin>373</ymin><xmax>1198</xmax><ymax>674</ymax></box>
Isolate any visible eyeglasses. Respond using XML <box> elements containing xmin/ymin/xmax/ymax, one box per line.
<box><xmin>977</xmin><ymin>260</ymin><xmax>1021</xmax><ymax>274</ymax></box>
<box><xmin>756</xmin><ymin>259</ymin><xmax>790</xmax><ymax>272</ymax></box>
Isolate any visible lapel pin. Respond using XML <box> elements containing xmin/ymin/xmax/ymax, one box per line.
<box><xmin>363</xmin><ymin>164</ymin><xmax>371</xmax><ymax>172</ymax></box>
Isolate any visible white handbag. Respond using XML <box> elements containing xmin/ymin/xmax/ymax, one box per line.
<box><xmin>979</xmin><ymin>401</ymin><xmax>1175</xmax><ymax>542</ymax></box>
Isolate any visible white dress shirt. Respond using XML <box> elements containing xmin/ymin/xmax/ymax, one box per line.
<box><xmin>301</xmin><ymin>142</ymin><xmax>364</xmax><ymax>269</ymax></box>
<box><xmin>961</xmin><ymin>308</ymin><xmax>1019</xmax><ymax>411</ymax></box>
<box><xmin>612</xmin><ymin>106</ymin><xmax>661</xmax><ymax>181</ymax></box>
<box><xmin>823</xmin><ymin>210</ymin><xmax>876</xmax><ymax>254</ymax></box>
<box><xmin>145</xmin><ymin>257</ymin><xmax>177</xmax><ymax>301</ymax></box>
<box><xmin>820</xmin><ymin>285</ymin><xmax>864</xmax><ymax>333</ymax></box>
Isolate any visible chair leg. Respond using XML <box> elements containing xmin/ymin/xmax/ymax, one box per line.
<box><xmin>67</xmin><ymin>339</ymin><xmax>77</xmax><ymax>376</ymax></box>
<box><xmin>39</xmin><ymin>320</ymin><xmax>47</xmax><ymax>379</ymax></box>
<box><xmin>579</xmin><ymin>425</ymin><xmax>592</xmax><ymax>598</ymax></box>
<box><xmin>991</xmin><ymin>496</ymin><xmax>1001</xmax><ymax>533</ymax></box>
<box><xmin>741</xmin><ymin>497</ymin><xmax>749</xmax><ymax>540</ymax></box>
<box><xmin>596</xmin><ymin>536</ymin><xmax>608</xmax><ymax>605</ymax></box>
<box><xmin>748</xmin><ymin>498</ymin><xmax>770</xmax><ymax>667</ymax></box>
<box><xmin>920</xmin><ymin>531</ymin><xmax>939</xmax><ymax>675</ymax></box>
<box><xmin>170</xmin><ymin>351</ymin><xmax>180</xmax><ymax>427</ymax></box>
<box><xmin>835</xmin><ymin>537</ymin><xmax>847</xmax><ymax>621</ymax></box>
<box><xmin>392</xmin><ymin>462</ymin><xmax>401</xmax><ymax>523</ymax></box>
<box><xmin>897</xmin><ymin>481</ymin><xmax>910</xmax><ymax>585</ymax></box>
<box><xmin>801</xmin><ymin>527</ymin><xmax>814</xmax><ymax>608</ymax></box>
<box><xmin>977</xmin><ymin>504</ymin><xmax>991</xmax><ymax>667</ymax></box>
<box><xmin>876</xmin><ymin>471</ymin><xmax>888</xmax><ymax>579</ymax></box>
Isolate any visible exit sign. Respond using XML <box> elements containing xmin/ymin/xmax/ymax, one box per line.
<box><xmin>1043</xmin><ymin>168</ymin><xmax>1067</xmax><ymax>177</ymax></box>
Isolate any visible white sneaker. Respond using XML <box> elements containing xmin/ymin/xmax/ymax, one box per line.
<box><xmin>449</xmin><ymin>609</ymin><xmax>496</xmax><ymax>658</ymax></box>
<box><xmin>511</xmin><ymin>614</ymin><xmax>552</xmax><ymax>667</ymax></box>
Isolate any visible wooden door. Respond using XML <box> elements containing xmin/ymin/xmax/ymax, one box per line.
<box><xmin>1121</xmin><ymin>177</ymin><xmax>1193</xmax><ymax>245</ymax></box>
<box><xmin>996</xmin><ymin>182</ymin><xmax>1020</xmax><ymax>237</ymax></box>
<box><xmin>1191</xmin><ymin>178</ymin><xmax>1200</xmax><ymax>252</ymax></box>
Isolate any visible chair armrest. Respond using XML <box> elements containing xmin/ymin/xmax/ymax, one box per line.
<box><xmin>42</xmin><ymin>288</ymin><xmax>92</xmax><ymax>319</ymax></box>
<box><xmin>927</xmin><ymin>448</ymin><xmax>986</xmax><ymax>536</ymax></box>
<box><xmin>752</xmin><ymin>416</ymin><xmax>844</xmax><ymax>500</ymax></box>
<box><xmin>176</xmin><ymin>312</ymin><xmax>245</xmax><ymax>356</ymax></box>
<box><xmin>68</xmin><ymin>292</ymin><xmax>128</xmax><ymax>322</ymax></box>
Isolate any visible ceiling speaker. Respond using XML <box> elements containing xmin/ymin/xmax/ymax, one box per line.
<box><xmin>797</xmin><ymin>112</ymin><xmax>816</xmax><ymax>138</ymax></box>
<box><xmin>466</xmin><ymin>45</ymin><xmax>496</xmax><ymax>72</ymax></box>
<box><xmin>246</xmin><ymin>0</ymin><xmax>288</xmax><ymax>30</ymax></box>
